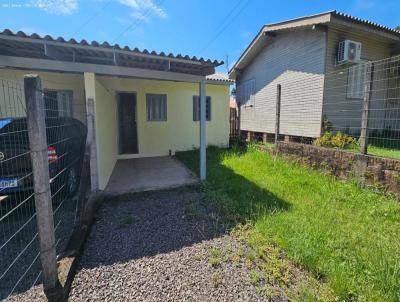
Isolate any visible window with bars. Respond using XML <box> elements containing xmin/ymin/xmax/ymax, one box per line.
<box><xmin>44</xmin><ymin>90</ymin><xmax>73</xmax><ymax>118</ymax></box>
<box><xmin>146</xmin><ymin>94</ymin><xmax>167</xmax><ymax>121</ymax></box>
<box><xmin>347</xmin><ymin>62</ymin><xmax>367</xmax><ymax>99</ymax></box>
<box><xmin>193</xmin><ymin>96</ymin><xmax>211</xmax><ymax>121</ymax></box>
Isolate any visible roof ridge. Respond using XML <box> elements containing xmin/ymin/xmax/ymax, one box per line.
<box><xmin>260</xmin><ymin>10</ymin><xmax>400</xmax><ymax>36</ymax></box>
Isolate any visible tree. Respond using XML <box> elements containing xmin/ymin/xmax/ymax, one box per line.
<box><xmin>395</xmin><ymin>25</ymin><xmax>400</xmax><ymax>31</ymax></box>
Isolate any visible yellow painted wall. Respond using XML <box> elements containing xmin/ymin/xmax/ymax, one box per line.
<box><xmin>93</xmin><ymin>76</ymin><xmax>118</xmax><ymax>190</ymax></box>
<box><xmin>0</xmin><ymin>69</ymin><xmax>86</xmax><ymax>122</ymax></box>
<box><xmin>95</xmin><ymin>76</ymin><xmax>230</xmax><ymax>160</ymax></box>
<box><xmin>0</xmin><ymin>69</ymin><xmax>230</xmax><ymax>190</ymax></box>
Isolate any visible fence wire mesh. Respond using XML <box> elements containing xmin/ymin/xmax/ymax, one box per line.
<box><xmin>0</xmin><ymin>76</ymin><xmax>88</xmax><ymax>299</ymax></box>
<box><xmin>237</xmin><ymin>54</ymin><xmax>400</xmax><ymax>158</ymax></box>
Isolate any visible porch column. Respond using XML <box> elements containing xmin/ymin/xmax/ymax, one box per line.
<box><xmin>199</xmin><ymin>78</ymin><xmax>206</xmax><ymax>180</ymax></box>
<box><xmin>84</xmin><ymin>72</ymin><xmax>99</xmax><ymax>192</ymax></box>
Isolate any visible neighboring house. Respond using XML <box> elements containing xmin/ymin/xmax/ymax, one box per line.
<box><xmin>229</xmin><ymin>11</ymin><xmax>400</xmax><ymax>138</ymax></box>
<box><xmin>0</xmin><ymin>29</ymin><xmax>233</xmax><ymax>190</ymax></box>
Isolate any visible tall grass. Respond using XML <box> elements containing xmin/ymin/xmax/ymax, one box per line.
<box><xmin>176</xmin><ymin>146</ymin><xmax>400</xmax><ymax>301</ymax></box>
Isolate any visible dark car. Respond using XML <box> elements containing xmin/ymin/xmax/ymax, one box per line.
<box><xmin>0</xmin><ymin>117</ymin><xmax>87</xmax><ymax>198</ymax></box>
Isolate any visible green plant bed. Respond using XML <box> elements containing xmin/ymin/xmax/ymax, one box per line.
<box><xmin>176</xmin><ymin>146</ymin><xmax>400</xmax><ymax>301</ymax></box>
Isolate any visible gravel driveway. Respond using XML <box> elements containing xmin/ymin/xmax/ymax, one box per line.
<box><xmin>68</xmin><ymin>188</ymin><xmax>265</xmax><ymax>301</ymax></box>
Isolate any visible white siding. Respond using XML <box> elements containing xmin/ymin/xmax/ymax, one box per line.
<box><xmin>237</xmin><ymin>29</ymin><xmax>326</xmax><ymax>137</ymax></box>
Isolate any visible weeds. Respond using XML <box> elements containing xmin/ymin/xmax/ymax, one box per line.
<box><xmin>176</xmin><ymin>147</ymin><xmax>400</xmax><ymax>301</ymax></box>
<box><xmin>211</xmin><ymin>272</ymin><xmax>222</xmax><ymax>288</ymax></box>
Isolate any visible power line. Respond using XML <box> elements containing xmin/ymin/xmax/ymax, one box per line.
<box><xmin>198</xmin><ymin>0</ymin><xmax>251</xmax><ymax>55</ymax></box>
<box><xmin>71</xmin><ymin>0</ymin><xmax>113</xmax><ymax>38</ymax></box>
<box><xmin>111</xmin><ymin>0</ymin><xmax>165</xmax><ymax>45</ymax></box>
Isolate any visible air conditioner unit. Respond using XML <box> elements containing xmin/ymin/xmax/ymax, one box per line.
<box><xmin>337</xmin><ymin>40</ymin><xmax>362</xmax><ymax>64</ymax></box>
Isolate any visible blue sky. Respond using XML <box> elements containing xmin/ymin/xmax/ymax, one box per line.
<box><xmin>0</xmin><ymin>0</ymin><xmax>399</xmax><ymax>72</ymax></box>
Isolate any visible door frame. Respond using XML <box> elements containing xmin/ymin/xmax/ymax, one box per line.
<box><xmin>116</xmin><ymin>91</ymin><xmax>138</xmax><ymax>155</ymax></box>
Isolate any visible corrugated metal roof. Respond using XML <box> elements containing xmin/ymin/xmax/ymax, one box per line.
<box><xmin>0</xmin><ymin>28</ymin><xmax>223</xmax><ymax>66</ymax></box>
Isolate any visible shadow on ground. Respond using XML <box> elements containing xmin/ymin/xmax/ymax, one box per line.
<box><xmin>77</xmin><ymin>161</ymin><xmax>290</xmax><ymax>270</ymax></box>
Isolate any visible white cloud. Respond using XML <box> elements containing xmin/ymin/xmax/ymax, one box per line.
<box><xmin>118</xmin><ymin>0</ymin><xmax>167</xmax><ymax>19</ymax></box>
<box><xmin>31</xmin><ymin>0</ymin><xmax>78</xmax><ymax>15</ymax></box>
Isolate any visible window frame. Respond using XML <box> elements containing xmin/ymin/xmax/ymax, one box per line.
<box><xmin>146</xmin><ymin>93</ymin><xmax>167</xmax><ymax>122</ymax></box>
<box><xmin>346</xmin><ymin>61</ymin><xmax>368</xmax><ymax>100</ymax></box>
<box><xmin>43</xmin><ymin>89</ymin><xmax>73</xmax><ymax>118</ymax></box>
<box><xmin>193</xmin><ymin>95</ymin><xmax>211</xmax><ymax>121</ymax></box>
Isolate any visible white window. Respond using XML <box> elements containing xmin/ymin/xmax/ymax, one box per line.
<box><xmin>146</xmin><ymin>94</ymin><xmax>167</xmax><ymax>121</ymax></box>
<box><xmin>242</xmin><ymin>79</ymin><xmax>255</xmax><ymax>107</ymax></box>
<box><xmin>44</xmin><ymin>90</ymin><xmax>73</xmax><ymax>118</ymax></box>
<box><xmin>347</xmin><ymin>63</ymin><xmax>367</xmax><ymax>99</ymax></box>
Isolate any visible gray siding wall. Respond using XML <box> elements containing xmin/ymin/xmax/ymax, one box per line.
<box><xmin>322</xmin><ymin>28</ymin><xmax>393</xmax><ymax>135</ymax></box>
<box><xmin>236</xmin><ymin>29</ymin><xmax>326</xmax><ymax>138</ymax></box>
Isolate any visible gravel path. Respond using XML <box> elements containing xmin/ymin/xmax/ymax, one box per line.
<box><xmin>68</xmin><ymin>188</ymin><xmax>265</xmax><ymax>302</ymax></box>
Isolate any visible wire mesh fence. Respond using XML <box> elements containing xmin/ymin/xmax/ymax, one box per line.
<box><xmin>0</xmin><ymin>78</ymin><xmax>41</xmax><ymax>300</ymax></box>
<box><xmin>237</xmin><ymin>54</ymin><xmax>400</xmax><ymax>159</ymax></box>
<box><xmin>0</xmin><ymin>75</ymin><xmax>88</xmax><ymax>300</ymax></box>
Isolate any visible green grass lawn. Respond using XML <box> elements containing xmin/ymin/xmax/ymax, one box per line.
<box><xmin>367</xmin><ymin>145</ymin><xmax>400</xmax><ymax>160</ymax></box>
<box><xmin>176</xmin><ymin>146</ymin><xmax>400</xmax><ymax>301</ymax></box>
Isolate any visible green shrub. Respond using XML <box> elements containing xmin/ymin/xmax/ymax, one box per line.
<box><xmin>321</xmin><ymin>115</ymin><xmax>332</xmax><ymax>133</ymax></box>
<box><xmin>313</xmin><ymin>132</ymin><xmax>358</xmax><ymax>150</ymax></box>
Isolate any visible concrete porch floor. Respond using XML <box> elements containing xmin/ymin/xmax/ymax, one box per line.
<box><xmin>104</xmin><ymin>156</ymin><xmax>198</xmax><ymax>195</ymax></box>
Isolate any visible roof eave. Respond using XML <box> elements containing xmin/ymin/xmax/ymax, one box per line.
<box><xmin>229</xmin><ymin>11</ymin><xmax>400</xmax><ymax>76</ymax></box>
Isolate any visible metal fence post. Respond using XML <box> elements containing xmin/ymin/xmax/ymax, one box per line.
<box><xmin>275</xmin><ymin>84</ymin><xmax>281</xmax><ymax>146</ymax></box>
<box><xmin>24</xmin><ymin>75</ymin><xmax>63</xmax><ymax>301</ymax></box>
<box><xmin>360</xmin><ymin>62</ymin><xmax>375</xmax><ymax>155</ymax></box>
<box><xmin>199</xmin><ymin>79</ymin><xmax>206</xmax><ymax>181</ymax></box>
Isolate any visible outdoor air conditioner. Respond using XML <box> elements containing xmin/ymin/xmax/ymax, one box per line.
<box><xmin>337</xmin><ymin>40</ymin><xmax>362</xmax><ymax>64</ymax></box>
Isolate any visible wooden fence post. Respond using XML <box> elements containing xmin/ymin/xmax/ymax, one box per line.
<box><xmin>360</xmin><ymin>62</ymin><xmax>375</xmax><ymax>155</ymax></box>
<box><xmin>24</xmin><ymin>75</ymin><xmax>63</xmax><ymax>302</ymax></box>
<box><xmin>275</xmin><ymin>84</ymin><xmax>281</xmax><ymax>146</ymax></box>
<box><xmin>86</xmin><ymin>98</ymin><xmax>98</xmax><ymax>192</ymax></box>
<box><xmin>237</xmin><ymin>102</ymin><xmax>241</xmax><ymax>140</ymax></box>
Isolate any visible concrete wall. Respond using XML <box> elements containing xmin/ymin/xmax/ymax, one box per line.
<box><xmin>96</xmin><ymin>75</ymin><xmax>230</xmax><ymax>155</ymax></box>
<box><xmin>236</xmin><ymin>29</ymin><xmax>326</xmax><ymax>138</ymax></box>
<box><xmin>0</xmin><ymin>69</ymin><xmax>86</xmax><ymax>122</ymax></box>
<box><xmin>259</xmin><ymin>142</ymin><xmax>400</xmax><ymax>194</ymax></box>
<box><xmin>92</xmin><ymin>75</ymin><xmax>230</xmax><ymax>189</ymax></box>
<box><xmin>0</xmin><ymin>69</ymin><xmax>230</xmax><ymax>191</ymax></box>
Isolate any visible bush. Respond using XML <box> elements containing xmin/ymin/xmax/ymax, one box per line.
<box><xmin>313</xmin><ymin>132</ymin><xmax>358</xmax><ymax>150</ymax></box>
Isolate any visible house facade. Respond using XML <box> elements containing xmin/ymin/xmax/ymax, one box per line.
<box><xmin>229</xmin><ymin>11</ymin><xmax>400</xmax><ymax>139</ymax></box>
<box><xmin>0</xmin><ymin>30</ymin><xmax>233</xmax><ymax>190</ymax></box>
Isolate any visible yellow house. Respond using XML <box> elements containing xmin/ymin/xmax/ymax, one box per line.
<box><xmin>0</xmin><ymin>30</ymin><xmax>233</xmax><ymax>191</ymax></box>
